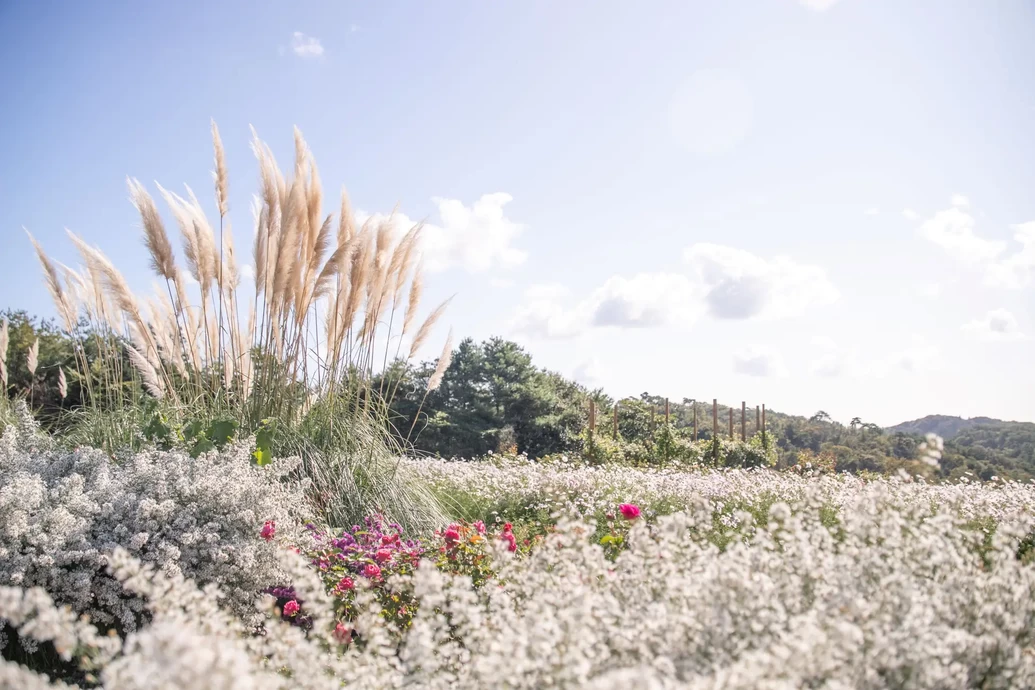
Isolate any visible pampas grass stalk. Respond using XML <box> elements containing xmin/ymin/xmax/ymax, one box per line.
<box><xmin>0</xmin><ymin>318</ymin><xmax>8</xmax><ymax>388</ymax></box>
<box><xmin>31</xmin><ymin>124</ymin><xmax>453</xmax><ymax>532</ymax></box>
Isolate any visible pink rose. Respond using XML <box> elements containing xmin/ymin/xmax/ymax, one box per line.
<box><xmin>500</xmin><ymin>523</ymin><xmax>517</xmax><ymax>552</ymax></box>
<box><xmin>618</xmin><ymin>503</ymin><xmax>641</xmax><ymax>520</ymax></box>
<box><xmin>336</xmin><ymin>576</ymin><xmax>354</xmax><ymax>592</ymax></box>
<box><xmin>260</xmin><ymin>521</ymin><xmax>276</xmax><ymax>541</ymax></box>
<box><xmin>374</xmin><ymin>549</ymin><xmax>393</xmax><ymax>563</ymax></box>
<box><xmin>283</xmin><ymin>600</ymin><xmax>300</xmax><ymax>617</ymax></box>
<box><xmin>362</xmin><ymin>563</ymin><xmax>381</xmax><ymax>579</ymax></box>
<box><xmin>334</xmin><ymin>622</ymin><xmax>352</xmax><ymax>644</ymax></box>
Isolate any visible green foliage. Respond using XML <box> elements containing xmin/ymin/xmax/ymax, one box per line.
<box><xmin>0</xmin><ymin>310</ymin><xmax>81</xmax><ymax>429</ymax></box>
<box><xmin>382</xmin><ymin>337</ymin><xmax>589</xmax><ymax>458</ymax></box>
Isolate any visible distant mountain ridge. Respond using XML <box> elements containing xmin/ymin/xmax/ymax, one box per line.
<box><xmin>886</xmin><ymin>415</ymin><xmax>1034</xmax><ymax>439</ymax></box>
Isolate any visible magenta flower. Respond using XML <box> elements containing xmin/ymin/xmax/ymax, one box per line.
<box><xmin>362</xmin><ymin>563</ymin><xmax>381</xmax><ymax>579</ymax></box>
<box><xmin>374</xmin><ymin>549</ymin><xmax>393</xmax><ymax>563</ymax></box>
<box><xmin>618</xmin><ymin>503</ymin><xmax>641</xmax><ymax>520</ymax></box>
<box><xmin>443</xmin><ymin>525</ymin><xmax>461</xmax><ymax>548</ymax></box>
<box><xmin>260</xmin><ymin>520</ymin><xmax>276</xmax><ymax>541</ymax></box>
<box><xmin>473</xmin><ymin>520</ymin><xmax>487</xmax><ymax>535</ymax></box>
<box><xmin>283</xmin><ymin>599</ymin><xmax>300</xmax><ymax>617</ymax></box>
<box><xmin>336</xmin><ymin>576</ymin><xmax>355</xmax><ymax>592</ymax></box>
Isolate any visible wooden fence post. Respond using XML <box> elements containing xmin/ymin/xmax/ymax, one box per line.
<box><xmin>762</xmin><ymin>404</ymin><xmax>767</xmax><ymax>448</ymax></box>
<box><xmin>756</xmin><ymin>405</ymin><xmax>760</xmax><ymax>435</ymax></box>
<box><xmin>741</xmin><ymin>401</ymin><xmax>746</xmax><ymax>441</ymax></box>
<box><xmin>712</xmin><ymin>399</ymin><xmax>718</xmax><ymax>438</ymax></box>
<box><xmin>665</xmin><ymin>398</ymin><xmax>670</xmax><ymax>425</ymax></box>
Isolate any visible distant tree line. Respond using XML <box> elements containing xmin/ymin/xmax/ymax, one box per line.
<box><xmin>5</xmin><ymin>307</ymin><xmax>1034</xmax><ymax>480</ymax></box>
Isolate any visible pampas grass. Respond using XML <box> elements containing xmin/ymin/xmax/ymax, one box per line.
<box><xmin>28</xmin><ymin>124</ymin><xmax>452</xmax><ymax>532</ymax></box>
<box><xmin>0</xmin><ymin>319</ymin><xmax>8</xmax><ymax>388</ymax></box>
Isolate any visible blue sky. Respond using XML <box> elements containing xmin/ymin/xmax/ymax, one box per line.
<box><xmin>2</xmin><ymin>0</ymin><xmax>1035</xmax><ymax>425</ymax></box>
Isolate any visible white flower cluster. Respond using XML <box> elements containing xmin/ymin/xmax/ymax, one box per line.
<box><xmin>403</xmin><ymin>454</ymin><xmax>1035</xmax><ymax>524</ymax></box>
<box><xmin>4</xmin><ymin>467</ymin><xmax>1035</xmax><ymax>689</ymax></box>
<box><xmin>0</xmin><ymin>414</ymin><xmax>308</xmax><ymax>645</ymax></box>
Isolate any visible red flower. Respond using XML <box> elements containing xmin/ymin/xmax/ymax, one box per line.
<box><xmin>362</xmin><ymin>563</ymin><xmax>381</xmax><ymax>579</ymax></box>
<box><xmin>260</xmin><ymin>521</ymin><xmax>276</xmax><ymax>541</ymax></box>
<box><xmin>336</xmin><ymin>576</ymin><xmax>355</xmax><ymax>592</ymax></box>
<box><xmin>618</xmin><ymin>503</ymin><xmax>641</xmax><ymax>520</ymax></box>
<box><xmin>374</xmin><ymin>549</ymin><xmax>393</xmax><ymax>563</ymax></box>
<box><xmin>443</xmin><ymin>525</ymin><xmax>461</xmax><ymax>548</ymax></box>
<box><xmin>283</xmin><ymin>599</ymin><xmax>300</xmax><ymax>617</ymax></box>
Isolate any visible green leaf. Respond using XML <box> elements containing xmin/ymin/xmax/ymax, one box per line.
<box><xmin>183</xmin><ymin>420</ymin><xmax>204</xmax><ymax>442</ymax></box>
<box><xmin>207</xmin><ymin>419</ymin><xmax>238</xmax><ymax>448</ymax></box>
<box><xmin>599</xmin><ymin>535</ymin><xmax>616</xmax><ymax>545</ymax></box>
<box><xmin>252</xmin><ymin>418</ymin><xmax>276</xmax><ymax>466</ymax></box>
<box><xmin>190</xmin><ymin>437</ymin><xmax>215</xmax><ymax>458</ymax></box>
<box><xmin>252</xmin><ymin>446</ymin><xmax>272</xmax><ymax>467</ymax></box>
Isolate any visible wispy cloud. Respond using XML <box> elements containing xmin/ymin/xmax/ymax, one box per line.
<box><xmin>864</xmin><ymin>207</ymin><xmax>880</xmax><ymax>216</ymax></box>
<box><xmin>510</xmin><ymin>244</ymin><xmax>837</xmax><ymax>339</ymax></box>
<box><xmin>573</xmin><ymin>358</ymin><xmax>603</xmax><ymax>386</ymax></box>
<box><xmin>962</xmin><ymin>308</ymin><xmax>1027</xmax><ymax>342</ymax></box>
<box><xmin>902</xmin><ymin>208</ymin><xmax>920</xmax><ymax>221</ymax></box>
<box><xmin>917</xmin><ymin>206</ymin><xmax>1005</xmax><ymax>265</ymax></box>
<box><xmin>291</xmin><ymin>32</ymin><xmax>324</xmax><ymax>58</ymax></box>
<box><xmin>733</xmin><ymin>346</ymin><xmax>788</xmax><ymax>378</ymax></box>
<box><xmin>358</xmin><ymin>193</ymin><xmax>527</xmax><ymax>274</ymax></box>
<box><xmin>911</xmin><ymin>197</ymin><xmax>1035</xmax><ymax>288</ymax></box>
<box><xmin>809</xmin><ymin>336</ymin><xmax>943</xmax><ymax>378</ymax></box>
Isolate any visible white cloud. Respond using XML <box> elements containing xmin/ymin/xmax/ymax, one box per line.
<box><xmin>798</xmin><ymin>0</ymin><xmax>841</xmax><ymax>10</ymax></box>
<box><xmin>509</xmin><ymin>273</ymin><xmax>700</xmax><ymax>338</ymax></box>
<box><xmin>951</xmin><ymin>194</ymin><xmax>969</xmax><ymax>207</ymax></box>
<box><xmin>573</xmin><ymin>358</ymin><xmax>603</xmax><ymax>386</ymax></box>
<box><xmin>962</xmin><ymin>308</ymin><xmax>1027</xmax><ymax>342</ymax></box>
<box><xmin>509</xmin><ymin>283</ymin><xmax>585</xmax><ymax>339</ymax></box>
<box><xmin>358</xmin><ymin>193</ymin><xmax>527</xmax><ymax>274</ymax></box>
<box><xmin>918</xmin><ymin>206</ymin><xmax>1006</xmax><ymax>264</ymax></box>
<box><xmin>291</xmin><ymin>32</ymin><xmax>324</xmax><ymax>58</ymax></box>
<box><xmin>985</xmin><ymin>221</ymin><xmax>1035</xmax><ymax>289</ymax></box>
<box><xmin>902</xmin><ymin>208</ymin><xmax>920</xmax><ymax>221</ymax></box>
<box><xmin>489</xmin><ymin>277</ymin><xmax>514</xmax><ymax>289</ymax></box>
<box><xmin>684</xmin><ymin>243</ymin><xmax>838</xmax><ymax>320</ymax></box>
<box><xmin>880</xmin><ymin>338</ymin><xmax>943</xmax><ymax>375</ymax></box>
<box><xmin>808</xmin><ymin>336</ymin><xmax>942</xmax><ymax>378</ymax></box>
<box><xmin>589</xmin><ymin>273</ymin><xmax>702</xmax><ymax>328</ymax></box>
<box><xmin>733</xmin><ymin>346</ymin><xmax>788</xmax><ymax>378</ymax></box>
<box><xmin>915</xmin><ymin>199</ymin><xmax>1035</xmax><ymax>288</ymax></box>
<box><xmin>510</xmin><ymin>244</ymin><xmax>836</xmax><ymax>339</ymax></box>
<box><xmin>864</xmin><ymin>207</ymin><xmax>880</xmax><ymax>216</ymax></box>
<box><xmin>239</xmin><ymin>264</ymin><xmax>254</xmax><ymax>282</ymax></box>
